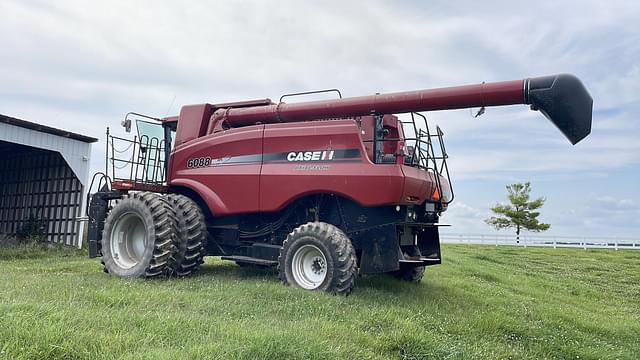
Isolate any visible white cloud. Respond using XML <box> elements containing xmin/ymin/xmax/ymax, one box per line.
<box><xmin>594</xmin><ymin>196</ymin><xmax>639</xmax><ymax>211</ymax></box>
<box><xmin>0</xmin><ymin>0</ymin><xmax>638</xmax><ymax>237</ymax></box>
<box><xmin>441</xmin><ymin>202</ymin><xmax>490</xmax><ymax>233</ymax></box>
<box><xmin>543</xmin><ymin>195</ymin><xmax>640</xmax><ymax>236</ymax></box>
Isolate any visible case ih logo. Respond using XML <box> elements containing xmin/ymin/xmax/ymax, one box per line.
<box><xmin>286</xmin><ymin>151</ymin><xmax>335</xmax><ymax>162</ymax></box>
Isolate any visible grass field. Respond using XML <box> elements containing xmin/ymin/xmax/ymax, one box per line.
<box><xmin>0</xmin><ymin>244</ymin><xmax>638</xmax><ymax>359</ymax></box>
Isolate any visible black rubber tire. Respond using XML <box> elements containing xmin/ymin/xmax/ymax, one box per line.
<box><xmin>392</xmin><ymin>246</ymin><xmax>425</xmax><ymax>282</ymax></box>
<box><xmin>101</xmin><ymin>192</ymin><xmax>176</xmax><ymax>278</ymax></box>
<box><xmin>278</xmin><ymin>222</ymin><xmax>358</xmax><ymax>295</ymax></box>
<box><xmin>166</xmin><ymin>194</ymin><xmax>208</xmax><ymax>277</ymax></box>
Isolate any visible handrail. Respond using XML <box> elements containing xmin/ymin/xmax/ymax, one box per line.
<box><xmin>279</xmin><ymin>89</ymin><xmax>342</xmax><ymax>104</ymax></box>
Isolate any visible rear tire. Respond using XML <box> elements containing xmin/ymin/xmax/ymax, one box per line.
<box><xmin>166</xmin><ymin>194</ymin><xmax>207</xmax><ymax>277</ymax></box>
<box><xmin>101</xmin><ymin>192</ymin><xmax>176</xmax><ymax>278</ymax></box>
<box><xmin>278</xmin><ymin>222</ymin><xmax>357</xmax><ymax>295</ymax></box>
<box><xmin>392</xmin><ymin>246</ymin><xmax>425</xmax><ymax>282</ymax></box>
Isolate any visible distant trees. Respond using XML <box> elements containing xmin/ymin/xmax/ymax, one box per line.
<box><xmin>485</xmin><ymin>182</ymin><xmax>550</xmax><ymax>240</ymax></box>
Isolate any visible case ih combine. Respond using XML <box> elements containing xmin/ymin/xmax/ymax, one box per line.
<box><xmin>87</xmin><ymin>74</ymin><xmax>592</xmax><ymax>295</ymax></box>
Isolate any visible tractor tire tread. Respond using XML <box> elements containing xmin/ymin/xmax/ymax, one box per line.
<box><xmin>101</xmin><ymin>191</ymin><xmax>176</xmax><ymax>278</ymax></box>
<box><xmin>278</xmin><ymin>222</ymin><xmax>358</xmax><ymax>295</ymax></box>
<box><xmin>166</xmin><ymin>194</ymin><xmax>207</xmax><ymax>277</ymax></box>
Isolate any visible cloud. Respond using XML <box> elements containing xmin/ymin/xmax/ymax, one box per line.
<box><xmin>0</xmin><ymin>1</ymin><xmax>638</xmax><ymax>237</ymax></box>
<box><xmin>594</xmin><ymin>196</ymin><xmax>639</xmax><ymax>211</ymax></box>
<box><xmin>543</xmin><ymin>195</ymin><xmax>640</xmax><ymax>236</ymax></box>
<box><xmin>441</xmin><ymin>202</ymin><xmax>490</xmax><ymax>233</ymax></box>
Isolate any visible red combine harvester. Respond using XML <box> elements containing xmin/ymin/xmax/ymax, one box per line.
<box><xmin>87</xmin><ymin>74</ymin><xmax>592</xmax><ymax>294</ymax></box>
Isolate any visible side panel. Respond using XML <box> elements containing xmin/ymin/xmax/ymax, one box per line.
<box><xmin>169</xmin><ymin>125</ymin><xmax>263</xmax><ymax>215</ymax></box>
<box><xmin>259</xmin><ymin>120</ymin><xmax>405</xmax><ymax>212</ymax></box>
<box><xmin>169</xmin><ymin>118</ymin><xmax>440</xmax><ymax>216</ymax></box>
<box><xmin>401</xmin><ymin>166</ymin><xmax>437</xmax><ymax>203</ymax></box>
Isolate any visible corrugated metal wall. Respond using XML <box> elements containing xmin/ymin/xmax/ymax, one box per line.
<box><xmin>0</xmin><ymin>119</ymin><xmax>93</xmax><ymax>185</ymax></box>
<box><xmin>0</xmin><ymin>142</ymin><xmax>83</xmax><ymax>245</ymax></box>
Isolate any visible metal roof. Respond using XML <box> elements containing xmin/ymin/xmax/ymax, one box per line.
<box><xmin>0</xmin><ymin>114</ymin><xmax>98</xmax><ymax>143</ymax></box>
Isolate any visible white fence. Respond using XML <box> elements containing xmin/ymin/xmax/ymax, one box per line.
<box><xmin>440</xmin><ymin>233</ymin><xmax>640</xmax><ymax>250</ymax></box>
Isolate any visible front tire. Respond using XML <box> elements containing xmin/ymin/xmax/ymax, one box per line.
<box><xmin>278</xmin><ymin>222</ymin><xmax>357</xmax><ymax>295</ymax></box>
<box><xmin>101</xmin><ymin>192</ymin><xmax>176</xmax><ymax>278</ymax></box>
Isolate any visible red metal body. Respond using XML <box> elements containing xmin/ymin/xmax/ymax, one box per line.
<box><xmin>168</xmin><ymin>118</ymin><xmax>442</xmax><ymax>216</ymax></box>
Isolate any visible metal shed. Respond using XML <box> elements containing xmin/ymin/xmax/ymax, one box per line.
<box><xmin>0</xmin><ymin>114</ymin><xmax>97</xmax><ymax>247</ymax></box>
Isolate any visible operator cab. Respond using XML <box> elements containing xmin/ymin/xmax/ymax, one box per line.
<box><xmin>107</xmin><ymin>113</ymin><xmax>176</xmax><ymax>190</ymax></box>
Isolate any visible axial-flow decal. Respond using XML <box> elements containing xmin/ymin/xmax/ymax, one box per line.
<box><xmin>186</xmin><ymin>149</ymin><xmax>361</xmax><ymax>167</ymax></box>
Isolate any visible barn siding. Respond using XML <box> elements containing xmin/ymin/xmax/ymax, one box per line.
<box><xmin>0</xmin><ymin>147</ymin><xmax>83</xmax><ymax>245</ymax></box>
<box><xmin>0</xmin><ymin>116</ymin><xmax>96</xmax><ymax>247</ymax></box>
<box><xmin>0</xmin><ymin>121</ymin><xmax>92</xmax><ymax>184</ymax></box>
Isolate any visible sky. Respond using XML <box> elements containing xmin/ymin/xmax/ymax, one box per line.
<box><xmin>1</xmin><ymin>1</ymin><xmax>638</xmax><ymax>237</ymax></box>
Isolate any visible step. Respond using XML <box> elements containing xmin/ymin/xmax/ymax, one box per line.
<box><xmin>399</xmin><ymin>257</ymin><xmax>441</xmax><ymax>265</ymax></box>
<box><xmin>220</xmin><ymin>255</ymin><xmax>278</xmax><ymax>266</ymax></box>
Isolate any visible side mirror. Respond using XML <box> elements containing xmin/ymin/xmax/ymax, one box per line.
<box><xmin>121</xmin><ymin>118</ymin><xmax>132</xmax><ymax>133</ymax></box>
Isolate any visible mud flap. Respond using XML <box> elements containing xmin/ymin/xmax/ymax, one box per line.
<box><xmin>353</xmin><ymin>224</ymin><xmax>400</xmax><ymax>273</ymax></box>
<box><xmin>87</xmin><ymin>192</ymin><xmax>108</xmax><ymax>258</ymax></box>
<box><xmin>87</xmin><ymin>190</ymin><xmax>121</xmax><ymax>258</ymax></box>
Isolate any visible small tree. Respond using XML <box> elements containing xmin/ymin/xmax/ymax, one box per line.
<box><xmin>485</xmin><ymin>182</ymin><xmax>550</xmax><ymax>240</ymax></box>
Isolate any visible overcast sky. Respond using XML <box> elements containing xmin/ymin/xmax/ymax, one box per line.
<box><xmin>1</xmin><ymin>1</ymin><xmax>638</xmax><ymax>237</ymax></box>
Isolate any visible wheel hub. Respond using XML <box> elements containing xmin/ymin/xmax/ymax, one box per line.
<box><xmin>291</xmin><ymin>244</ymin><xmax>327</xmax><ymax>289</ymax></box>
<box><xmin>311</xmin><ymin>257</ymin><xmax>325</xmax><ymax>275</ymax></box>
<box><xmin>109</xmin><ymin>212</ymin><xmax>147</xmax><ymax>269</ymax></box>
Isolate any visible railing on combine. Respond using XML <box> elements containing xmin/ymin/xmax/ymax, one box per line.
<box><xmin>440</xmin><ymin>233</ymin><xmax>640</xmax><ymax>250</ymax></box>
<box><xmin>361</xmin><ymin>112</ymin><xmax>454</xmax><ymax>206</ymax></box>
<box><xmin>86</xmin><ymin>113</ymin><xmax>169</xmax><ymax>204</ymax></box>
<box><xmin>103</xmin><ymin>112</ymin><xmax>169</xmax><ymax>189</ymax></box>
<box><xmin>84</xmin><ymin>114</ymin><xmax>169</xmax><ymax>232</ymax></box>
<box><xmin>108</xmin><ymin>130</ymin><xmax>168</xmax><ymax>185</ymax></box>
<box><xmin>402</xmin><ymin>112</ymin><xmax>454</xmax><ymax>205</ymax></box>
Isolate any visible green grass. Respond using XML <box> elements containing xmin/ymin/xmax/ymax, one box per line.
<box><xmin>1</xmin><ymin>244</ymin><xmax>638</xmax><ymax>360</ymax></box>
